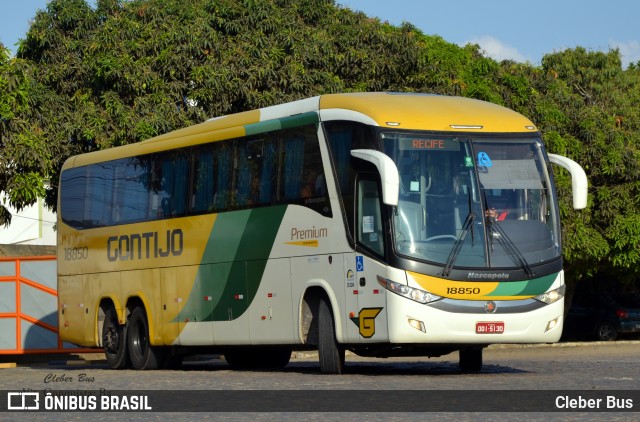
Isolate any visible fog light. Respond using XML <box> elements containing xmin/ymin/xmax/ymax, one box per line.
<box><xmin>408</xmin><ymin>318</ymin><xmax>426</xmax><ymax>333</ymax></box>
<box><xmin>545</xmin><ymin>317</ymin><xmax>559</xmax><ymax>332</ymax></box>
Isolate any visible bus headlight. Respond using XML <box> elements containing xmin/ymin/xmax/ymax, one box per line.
<box><xmin>534</xmin><ymin>285</ymin><xmax>566</xmax><ymax>305</ymax></box>
<box><xmin>377</xmin><ymin>276</ymin><xmax>442</xmax><ymax>304</ymax></box>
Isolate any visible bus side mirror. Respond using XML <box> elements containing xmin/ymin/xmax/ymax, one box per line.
<box><xmin>351</xmin><ymin>149</ymin><xmax>399</xmax><ymax>206</ymax></box>
<box><xmin>548</xmin><ymin>153</ymin><xmax>588</xmax><ymax>210</ymax></box>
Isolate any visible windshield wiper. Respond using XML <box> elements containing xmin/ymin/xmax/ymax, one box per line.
<box><xmin>488</xmin><ymin>219</ymin><xmax>534</xmax><ymax>278</ymax></box>
<box><xmin>441</xmin><ymin>211</ymin><xmax>475</xmax><ymax>278</ymax></box>
<box><xmin>442</xmin><ymin>189</ymin><xmax>477</xmax><ymax>278</ymax></box>
<box><xmin>480</xmin><ymin>189</ymin><xmax>534</xmax><ymax>278</ymax></box>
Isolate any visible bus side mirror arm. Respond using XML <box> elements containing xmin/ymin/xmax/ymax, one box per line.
<box><xmin>548</xmin><ymin>153</ymin><xmax>588</xmax><ymax>210</ymax></box>
<box><xmin>351</xmin><ymin>149</ymin><xmax>399</xmax><ymax>206</ymax></box>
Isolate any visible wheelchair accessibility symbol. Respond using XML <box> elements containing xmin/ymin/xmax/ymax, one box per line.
<box><xmin>356</xmin><ymin>256</ymin><xmax>364</xmax><ymax>272</ymax></box>
<box><xmin>477</xmin><ymin>152</ymin><xmax>492</xmax><ymax>167</ymax></box>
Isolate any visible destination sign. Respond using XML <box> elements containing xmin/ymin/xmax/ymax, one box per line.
<box><xmin>399</xmin><ymin>138</ymin><xmax>460</xmax><ymax>151</ymax></box>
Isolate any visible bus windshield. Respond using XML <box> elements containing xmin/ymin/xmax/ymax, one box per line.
<box><xmin>382</xmin><ymin>132</ymin><xmax>560</xmax><ymax>271</ymax></box>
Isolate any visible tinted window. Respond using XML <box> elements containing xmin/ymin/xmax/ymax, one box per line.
<box><xmin>324</xmin><ymin>121</ymin><xmax>377</xmax><ymax>239</ymax></box>
<box><xmin>60</xmin><ymin>167</ymin><xmax>86</xmax><ymax>228</ymax></box>
<box><xmin>60</xmin><ymin>124</ymin><xmax>331</xmax><ymax>229</ymax></box>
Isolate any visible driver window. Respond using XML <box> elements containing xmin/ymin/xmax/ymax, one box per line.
<box><xmin>357</xmin><ymin>178</ymin><xmax>385</xmax><ymax>257</ymax></box>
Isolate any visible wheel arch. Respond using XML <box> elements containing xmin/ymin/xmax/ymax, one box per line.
<box><xmin>96</xmin><ymin>296</ymin><xmax>122</xmax><ymax>348</ymax></box>
<box><xmin>124</xmin><ymin>295</ymin><xmax>163</xmax><ymax>346</ymax></box>
<box><xmin>299</xmin><ymin>282</ymin><xmax>344</xmax><ymax>346</ymax></box>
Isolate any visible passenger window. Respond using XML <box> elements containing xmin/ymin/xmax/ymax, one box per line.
<box><xmin>281</xmin><ymin>125</ymin><xmax>331</xmax><ymax>216</ymax></box>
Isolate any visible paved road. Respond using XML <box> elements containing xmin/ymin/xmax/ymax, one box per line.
<box><xmin>1</xmin><ymin>341</ymin><xmax>639</xmax><ymax>421</ymax></box>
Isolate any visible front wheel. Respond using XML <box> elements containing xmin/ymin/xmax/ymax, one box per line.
<box><xmin>103</xmin><ymin>306</ymin><xmax>129</xmax><ymax>369</ymax></box>
<box><xmin>318</xmin><ymin>297</ymin><xmax>345</xmax><ymax>374</ymax></box>
<box><xmin>127</xmin><ymin>306</ymin><xmax>165</xmax><ymax>370</ymax></box>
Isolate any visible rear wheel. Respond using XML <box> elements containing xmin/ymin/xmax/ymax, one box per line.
<box><xmin>459</xmin><ymin>348</ymin><xmax>483</xmax><ymax>372</ymax></box>
<box><xmin>318</xmin><ymin>297</ymin><xmax>345</xmax><ymax>374</ymax></box>
<box><xmin>127</xmin><ymin>306</ymin><xmax>165</xmax><ymax>370</ymax></box>
<box><xmin>103</xmin><ymin>306</ymin><xmax>129</xmax><ymax>369</ymax></box>
<box><xmin>223</xmin><ymin>348</ymin><xmax>250</xmax><ymax>368</ymax></box>
<box><xmin>259</xmin><ymin>347</ymin><xmax>292</xmax><ymax>369</ymax></box>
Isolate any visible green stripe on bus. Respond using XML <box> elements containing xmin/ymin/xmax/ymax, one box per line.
<box><xmin>245</xmin><ymin>119</ymin><xmax>282</xmax><ymax>136</ymax></box>
<box><xmin>177</xmin><ymin>205</ymin><xmax>288</xmax><ymax>324</ymax></box>
<box><xmin>280</xmin><ymin>112</ymin><xmax>319</xmax><ymax>129</ymax></box>
<box><xmin>245</xmin><ymin>112</ymin><xmax>319</xmax><ymax>136</ymax></box>
<box><xmin>486</xmin><ymin>280</ymin><xmax>528</xmax><ymax>296</ymax></box>
<box><xmin>208</xmin><ymin>205</ymin><xmax>287</xmax><ymax>321</ymax></box>
<box><xmin>205</xmin><ymin>211</ymin><xmax>251</xmax><ymax>263</ymax></box>
<box><xmin>487</xmin><ymin>273</ymin><xmax>558</xmax><ymax>297</ymax></box>
<box><xmin>514</xmin><ymin>273</ymin><xmax>557</xmax><ymax>296</ymax></box>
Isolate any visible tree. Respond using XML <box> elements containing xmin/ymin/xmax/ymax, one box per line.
<box><xmin>12</xmin><ymin>0</ymin><xmax>429</xmax><ymax>212</ymax></box>
<box><xmin>6</xmin><ymin>0</ymin><xmax>640</xmax><ymax>290</ymax></box>
<box><xmin>0</xmin><ymin>43</ymin><xmax>51</xmax><ymax>226</ymax></box>
<box><xmin>533</xmin><ymin>48</ymin><xmax>640</xmax><ymax>287</ymax></box>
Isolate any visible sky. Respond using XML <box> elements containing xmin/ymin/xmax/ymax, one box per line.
<box><xmin>1</xmin><ymin>0</ymin><xmax>639</xmax><ymax>68</ymax></box>
<box><xmin>340</xmin><ymin>0</ymin><xmax>640</xmax><ymax>67</ymax></box>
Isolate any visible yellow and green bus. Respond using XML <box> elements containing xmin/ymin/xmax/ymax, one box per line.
<box><xmin>57</xmin><ymin>92</ymin><xmax>587</xmax><ymax>373</ymax></box>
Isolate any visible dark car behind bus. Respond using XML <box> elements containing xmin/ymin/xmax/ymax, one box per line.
<box><xmin>563</xmin><ymin>293</ymin><xmax>640</xmax><ymax>341</ymax></box>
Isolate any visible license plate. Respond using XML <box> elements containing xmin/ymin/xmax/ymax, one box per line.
<box><xmin>476</xmin><ymin>321</ymin><xmax>504</xmax><ymax>334</ymax></box>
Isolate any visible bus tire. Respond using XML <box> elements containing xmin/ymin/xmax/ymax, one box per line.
<box><xmin>127</xmin><ymin>306</ymin><xmax>165</xmax><ymax>370</ymax></box>
<box><xmin>260</xmin><ymin>347</ymin><xmax>292</xmax><ymax>369</ymax></box>
<box><xmin>103</xmin><ymin>306</ymin><xmax>129</xmax><ymax>369</ymax></box>
<box><xmin>318</xmin><ymin>297</ymin><xmax>345</xmax><ymax>374</ymax></box>
<box><xmin>459</xmin><ymin>347</ymin><xmax>483</xmax><ymax>372</ymax></box>
<box><xmin>223</xmin><ymin>348</ymin><xmax>251</xmax><ymax>368</ymax></box>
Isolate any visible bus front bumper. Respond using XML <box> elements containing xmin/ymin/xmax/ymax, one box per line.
<box><xmin>385</xmin><ymin>292</ymin><xmax>564</xmax><ymax>344</ymax></box>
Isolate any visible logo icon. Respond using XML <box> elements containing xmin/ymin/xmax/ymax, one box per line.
<box><xmin>7</xmin><ymin>392</ymin><xmax>40</xmax><ymax>410</ymax></box>
<box><xmin>350</xmin><ymin>308</ymin><xmax>383</xmax><ymax>338</ymax></box>
<box><xmin>484</xmin><ymin>301</ymin><xmax>498</xmax><ymax>314</ymax></box>
<box><xmin>356</xmin><ymin>256</ymin><xmax>364</xmax><ymax>272</ymax></box>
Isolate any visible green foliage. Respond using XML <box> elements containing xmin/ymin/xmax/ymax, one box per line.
<box><xmin>530</xmin><ymin>48</ymin><xmax>640</xmax><ymax>285</ymax></box>
<box><xmin>0</xmin><ymin>47</ymin><xmax>28</xmax><ymax>121</ymax></box>
<box><xmin>0</xmin><ymin>43</ymin><xmax>46</xmax><ymax>223</ymax></box>
<box><xmin>2</xmin><ymin>0</ymin><xmax>640</xmax><ymax>289</ymax></box>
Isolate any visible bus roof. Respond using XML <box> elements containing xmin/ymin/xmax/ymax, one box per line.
<box><xmin>319</xmin><ymin>92</ymin><xmax>536</xmax><ymax>132</ymax></box>
<box><xmin>63</xmin><ymin>93</ymin><xmax>537</xmax><ymax>169</ymax></box>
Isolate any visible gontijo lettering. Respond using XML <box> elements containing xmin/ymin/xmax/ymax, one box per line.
<box><xmin>107</xmin><ymin>229</ymin><xmax>183</xmax><ymax>261</ymax></box>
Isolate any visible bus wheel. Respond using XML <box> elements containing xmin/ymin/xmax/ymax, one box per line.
<box><xmin>103</xmin><ymin>306</ymin><xmax>129</xmax><ymax>369</ymax></box>
<box><xmin>223</xmin><ymin>348</ymin><xmax>251</xmax><ymax>368</ymax></box>
<box><xmin>259</xmin><ymin>347</ymin><xmax>292</xmax><ymax>369</ymax></box>
<box><xmin>459</xmin><ymin>347</ymin><xmax>483</xmax><ymax>372</ymax></box>
<box><xmin>127</xmin><ymin>306</ymin><xmax>165</xmax><ymax>370</ymax></box>
<box><xmin>318</xmin><ymin>297</ymin><xmax>345</xmax><ymax>374</ymax></box>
